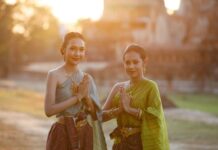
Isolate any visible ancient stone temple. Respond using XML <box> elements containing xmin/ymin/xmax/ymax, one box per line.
<box><xmin>79</xmin><ymin>0</ymin><xmax>218</xmax><ymax>93</ymax></box>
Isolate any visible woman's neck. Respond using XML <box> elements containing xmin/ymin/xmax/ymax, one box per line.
<box><xmin>130</xmin><ymin>75</ymin><xmax>145</xmax><ymax>86</ymax></box>
<box><xmin>64</xmin><ymin>63</ymin><xmax>78</xmax><ymax>75</ymax></box>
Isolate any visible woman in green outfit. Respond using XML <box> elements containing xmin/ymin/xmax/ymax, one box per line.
<box><xmin>103</xmin><ymin>44</ymin><xmax>169</xmax><ymax>150</ymax></box>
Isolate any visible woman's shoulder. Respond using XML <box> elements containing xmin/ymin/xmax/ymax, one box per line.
<box><xmin>47</xmin><ymin>65</ymin><xmax>63</xmax><ymax>79</ymax></box>
<box><xmin>48</xmin><ymin>65</ymin><xmax>63</xmax><ymax>74</ymax></box>
<box><xmin>143</xmin><ymin>78</ymin><xmax>158</xmax><ymax>87</ymax></box>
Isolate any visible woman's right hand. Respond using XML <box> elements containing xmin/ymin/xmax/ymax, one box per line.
<box><xmin>77</xmin><ymin>74</ymin><xmax>90</xmax><ymax>100</ymax></box>
<box><xmin>120</xmin><ymin>86</ymin><xmax>132</xmax><ymax>113</ymax></box>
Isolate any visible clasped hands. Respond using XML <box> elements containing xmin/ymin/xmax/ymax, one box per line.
<box><xmin>72</xmin><ymin>74</ymin><xmax>93</xmax><ymax>110</ymax></box>
<box><xmin>119</xmin><ymin>86</ymin><xmax>132</xmax><ymax>113</ymax></box>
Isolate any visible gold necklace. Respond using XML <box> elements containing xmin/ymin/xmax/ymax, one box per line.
<box><xmin>128</xmin><ymin>81</ymin><xmax>134</xmax><ymax>100</ymax></box>
<box><xmin>64</xmin><ymin>66</ymin><xmax>77</xmax><ymax>77</ymax></box>
<box><xmin>64</xmin><ymin>67</ymin><xmax>80</xmax><ymax>95</ymax></box>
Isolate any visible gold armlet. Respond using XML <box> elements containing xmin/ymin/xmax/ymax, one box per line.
<box><xmin>137</xmin><ymin>108</ymin><xmax>142</xmax><ymax>120</ymax></box>
<box><xmin>108</xmin><ymin>108</ymin><xmax>119</xmax><ymax>118</ymax></box>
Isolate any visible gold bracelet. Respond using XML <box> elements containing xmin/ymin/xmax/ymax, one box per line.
<box><xmin>137</xmin><ymin>109</ymin><xmax>140</xmax><ymax>119</ymax></box>
<box><xmin>109</xmin><ymin>108</ymin><xmax>115</xmax><ymax>118</ymax></box>
<box><xmin>108</xmin><ymin>110</ymin><xmax>113</xmax><ymax>118</ymax></box>
<box><xmin>137</xmin><ymin>108</ymin><xmax>142</xmax><ymax>120</ymax></box>
<box><xmin>108</xmin><ymin>108</ymin><xmax>118</xmax><ymax>118</ymax></box>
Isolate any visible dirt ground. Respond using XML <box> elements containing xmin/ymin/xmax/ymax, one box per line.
<box><xmin>1</xmin><ymin>109</ymin><xmax>218</xmax><ymax>150</ymax></box>
<box><xmin>1</xmin><ymin>79</ymin><xmax>218</xmax><ymax>150</ymax></box>
<box><xmin>0</xmin><ymin>110</ymin><xmax>51</xmax><ymax>150</ymax></box>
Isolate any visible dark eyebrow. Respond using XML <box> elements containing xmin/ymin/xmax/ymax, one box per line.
<box><xmin>125</xmin><ymin>58</ymin><xmax>138</xmax><ymax>61</ymax></box>
<box><xmin>70</xmin><ymin>45</ymin><xmax>85</xmax><ymax>49</ymax></box>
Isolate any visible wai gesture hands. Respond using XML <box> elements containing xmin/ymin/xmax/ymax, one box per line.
<box><xmin>119</xmin><ymin>86</ymin><xmax>132</xmax><ymax>112</ymax></box>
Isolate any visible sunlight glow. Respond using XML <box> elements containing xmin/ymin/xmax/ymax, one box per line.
<box><xmin>164</xmin><ymin>0</ymin><xmax>181</xmax><ymax>15</ymax></box>
<box><xmin>36</xmin><ymin>0</ymin><xmax>104</xmax><ymax>24</ymax></box>
<box><xmin>12</xmin><ymin>24</ymin><xmax>25</xmax><ymax>34</ymax></box>
<box><xmin>4</xmin><ymin>0</ymin><xmax>17</xmax><ymax>5</ymax></box>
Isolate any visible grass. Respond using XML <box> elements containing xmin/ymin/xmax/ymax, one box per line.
<box><xmin>0</xmin><ymin>88</ymin><xmax>45</xmax><ymax>118</ymax></box>
<box><xmin>166</xmin><ymin>117</ymin><xmax>218</xmax><ymax>145</ymax></box>
<box><xmin>168</xmin><ymin>93</ymin><xmax>218</xmax><ymax>116</ymax></box>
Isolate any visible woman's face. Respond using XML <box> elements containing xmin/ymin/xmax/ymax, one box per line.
<box><xmin>123</xmin><ymin>51</ymin><xmax>144</xmax><ymax>79</ymax></box>
<box><xmin>64</xmin><ymin>38</ymin><xmax>86</xmax><ymax>65</ymax></box>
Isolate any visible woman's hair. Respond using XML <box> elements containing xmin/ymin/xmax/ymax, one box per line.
<box><xmin>123</xmin><ymin>44</ymin><xmax>147</xmax><ymax>60</ymax></box>
<box><xmin>60</xmin><ymin>32</ymin><xmax>85</xmax><ymax>55</ymax></box>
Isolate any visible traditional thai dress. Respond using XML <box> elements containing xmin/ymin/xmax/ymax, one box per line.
<box><xmin>46</xmin><ymin>70</ymin><xmax>107</xmax><ymax>150</ymax></box>
<box><xmin>111</xmin><ymin>78</ymin><xmax>169</xmax><ymax>150</ymax></box>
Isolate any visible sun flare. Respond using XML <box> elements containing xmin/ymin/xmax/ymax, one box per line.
<box><xmin>164</xmin><ymin>0</ymin><xmax>181</xmax><ymax>15</ymax></box>
<box><xmin>37</xmin><ymin>0</ymin><xmax>104</xmax><ymax>24</ymax></box>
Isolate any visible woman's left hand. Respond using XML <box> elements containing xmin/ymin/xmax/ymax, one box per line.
<box><xmin>120</xmin><ymin>86</ymin><xmax>131</xmax><ymax>112</ymax></box>
<box><xmin>77</xmin><ymin>74</ymin><xmax>90</xmax><ymax>100</ymax></box>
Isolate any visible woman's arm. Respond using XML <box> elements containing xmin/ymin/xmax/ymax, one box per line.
<box><xmin>44</xmin><ymin>71</ymin><xmax>81</xmax><ymax>117</ymax></box>
<box><xmin>102</xmin><ymin>107</ymin><xmax>122</xmax><ymax>122</ymax></box>
<box><xmin>125</xmin><ymin>107</ymin><xmax>142</xmax><ymax>120</ymax></box>
<box><xmin>102</xmin><ymin>83</ymin><xmax>119</xmax><ymax>110</ymax></box>
<box><xmin>102</xmin><ymin>83</ymin><xmax>122</xmax><ymax>122</ymax></box>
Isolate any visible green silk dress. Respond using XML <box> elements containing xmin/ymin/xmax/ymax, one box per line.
<box><xmin>112</xmin><ymin>78</ymin><xmax>169</xmax><ymax>150</ymax></box>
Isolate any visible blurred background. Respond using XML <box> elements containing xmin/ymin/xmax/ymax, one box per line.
<box><xmin>0</xmin><ymin>0</ymin><xmax>218</xmax><ymax>149</ymax></box>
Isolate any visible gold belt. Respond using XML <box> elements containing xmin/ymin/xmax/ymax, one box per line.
<box><xmin>75</xmin><ymin>119</ymin><xmax>87</xmax><ymax>128</ymax></box>
<box><xmin>57</xmin><ymin>117</ymin><xmax>87</xmax><ymax>128</ymax></box>
<box><xmin>120</xmin><ymin>127</ymin><xmax>141</xmax><ymax>138</ymax></box>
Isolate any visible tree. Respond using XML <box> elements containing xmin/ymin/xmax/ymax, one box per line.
<box><xmin>0</xmin><ymin>0</ymin><xmax>61</xmax><ymax>77</ymax></box>
<box><xmin>0</xmin><ymin>0</ymin><xmax>15</xmax><ymax>77</ymax></box>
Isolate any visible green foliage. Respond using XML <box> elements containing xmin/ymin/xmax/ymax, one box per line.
<box><xmin>0</xmin><ymin>0</ymin><xmax>61</xmax><ymax>77</ymax></box>
<box><xmin>167</xmin><ymin>117</ymin><xmax>218</xmax><ymax>145</ymax></box>
<box><xmin>0</xmin><ymin>1</ymin><xmax>14</xmax><ymax>76</ymax></box>
<box><xmin>168</xmin><ymin>93</ymin><xmax>218</xmax><ymax>116</ymax></box>
<box><xmin>19</xmin><ymin>3</ymin><xmax>61</xmax><ymax>62</ymax></box>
